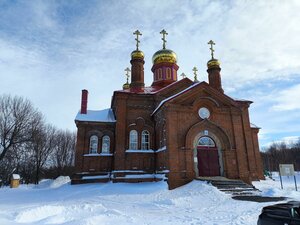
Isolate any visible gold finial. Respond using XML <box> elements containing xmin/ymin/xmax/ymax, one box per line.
<box><xmin>160</xmin><ymin>29</ymin><xmax>168</xmax><ymax>49</ymax></box>
<box><xmin>180</xmin><ymin>73</ymin><xmax>186</xmax><ymax>79</ymax></box>
<box><xmin>125</xmin><ymin>67</ymin><xmax>131</xmax><ymax>83</ymax></box>
<box><xmin>192</xmin><ymin>67</ymin><xmax>199</xmax><ymax>82</ymax></box>
<box><xmin>208</xmin><ymin>40</ymin><xmax>215</xmax><ymax>59</ymax></box>
<box><xmin>133</xmin><ymin>30</ymin><xmax>142</xmax><ymax>51</ymax></box>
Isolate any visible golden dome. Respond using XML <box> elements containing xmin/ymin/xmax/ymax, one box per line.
<box><xmin>123</xmin><ymin>82</ymin><xmax>130</xmax><ymax>90</ymax></box>
<box><xmin>152</xmin><ymin>49</ymin><xmax>177</xmax><ymax>64</ymax></box>
<box><xmin>131</xmin><ymin>50</ymin><xmax>144</xmax><ymax>59</ymax></box>
<box><xmin>207</xmin><ymin>58</ymin><xmax>220</xmax><ymax>70</ymax></box>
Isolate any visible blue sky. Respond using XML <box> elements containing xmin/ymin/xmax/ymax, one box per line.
<box><xmin>0</xmin><ymin>0</ymin><xmax>300</xmax><ymax>148</ymax></box>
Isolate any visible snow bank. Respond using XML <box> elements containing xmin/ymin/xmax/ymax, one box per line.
<box><xmin>15</xmin><ymin>205</ymin><xmax>65</xmax><ymax>223</ymax></box>
<box><xmin>49</xmin><ymin>176</ymin><xmax>70</xmax><ymax>188</ymax></box>
<box><xmin>35</xmin><ymin>176</ymin><xmax>70</xmax><ymax>189</ymax></box>
<box><xmin>1</xmin><ymin>173</ymin><xmax>299</xmax><ymax>225</ymax></box>
<box><xmin>253</xmin><ymin>172</ymin><xmax>300</xmax><ymax>200</ymax></box>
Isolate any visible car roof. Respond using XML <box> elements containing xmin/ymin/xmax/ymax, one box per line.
<box><xmin>264</xmin><ymin>201</ymin><xmax>300</xmax><ymax>210</ymax></box>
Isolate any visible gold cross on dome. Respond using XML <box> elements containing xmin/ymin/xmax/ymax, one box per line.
<box><xmin>133</xmin><ymin>30</ymin><xmax>142</xmax><ymax>50</ymax></box>
<box><xmin>124</xmin><ymin>67</ymin><xmax>131</xmax><ymax>83</ymax></box>
<box><xmin>208</xmin><ymin>40</ymin><xmax>215</xmax><ymax>59</ymax></box>
<box><xmin>180</xmin><ymin>73</ymin><xmax>186</xmax><ymax>79</ymax></box>
<box><xmin>160</xmin><ymin>29</ymin><xmax>168</xmax><ymax>49</ymax></box>
<box><xmin>193</xmin><ymin>67</ymin><xmax>199</xmax><ymax>82</ymax></box>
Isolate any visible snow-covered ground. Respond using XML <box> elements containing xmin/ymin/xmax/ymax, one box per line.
<box><xmin>0</xmin><ymin>173</ymin><xmax>299</xmax><ymax>225</ymax></box>
<box><xmin>253</xmin><ymin>172</ymin><xmax>300</xmax><ymax>200</ymax></box>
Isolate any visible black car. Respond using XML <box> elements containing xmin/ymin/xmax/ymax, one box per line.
<box><xmin>258</xmin><ymin>201</ymin><xmax>300</xmax><ymax>225</ymax></box>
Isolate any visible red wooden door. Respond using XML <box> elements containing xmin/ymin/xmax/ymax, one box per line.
<box><xmin>197</xmin><ymin>146</ymin><xmax>220</xmax><ymax>176</ymax></box>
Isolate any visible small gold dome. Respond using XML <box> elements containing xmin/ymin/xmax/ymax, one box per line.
<box><xmin>207</xmin><ymin>58</ymin><xmax>220</xmax><ymax>70</ymax></box>
<box><xmin>131</xmin><ymin>50</ymin><xmax>144</xmax><ymax>59</ymax></box>
<box><xmin>152</xmin><ymin>49</ymin><xmax>177</xmax><ymax>64</ymax></box>
<box><xmin>123</xmin><ymin>82</ymin><xmax>130</xmax><ymax>90</ymax></box>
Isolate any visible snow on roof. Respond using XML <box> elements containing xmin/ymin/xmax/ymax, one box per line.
<box><xmin>75</xmin><ymin>108</ymin><xmax>116</xmax><ymax>123</ymax></box>
<box><xmin>250</xmin><ymin>123</ymin><xmax>260</xmax><ymax>129</ymax></box>
<box><xmin>152</xmin><ymin>82</ymin><xmax>200</xmax><ymax>115</ymax></box>
<box><xmin>12</xmin><ymin>174</ymin><xmax>20</xmax><ymax>179</ymax></box>
<box><xmin>233</xmin><ymin>98</ymin><xmax>252</xmax><ymax>102</ymax></box>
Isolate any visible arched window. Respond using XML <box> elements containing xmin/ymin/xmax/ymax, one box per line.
<box><xmin>129</xmin><ymin>130</ymin><xmax>138</xmax><ymax>150</ymax></box>
<box><xmin>198</xmin><ymin>136</ymin><xmax>215</xmax><ymax>147</ymax></box>
<box><xmin>102</xmin><ymin>135</ymin><xmax>110</xmax><ymax>153</ymax></box>
<box><xmin>141</xmin><ymin>130</ymin><xmax>150</xmax><ymax>150</ymax></box>
<box><xmin>89</xmin><ymin>135</ymin><xmax>98</xmax><ymax>154</ymax></box>
<box><xmin>158</xmin><ymin>69</ymin><xmax>162</xmax><ymax>80</ymax></box>
<box><xmin>166</xmin><ymin>68</ymin><xmax>171</xmax><ymax>79</ymax></box>
<box><xmin>173</xmin><ymin>69</ymin><xmax>177</xmax><ymax>80</ymax></box>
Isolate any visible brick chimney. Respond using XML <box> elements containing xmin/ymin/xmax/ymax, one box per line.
<box><xmin>80</xmin><ymin>89</ymin><xmax>88</xmax><ymax>114</ymax></box>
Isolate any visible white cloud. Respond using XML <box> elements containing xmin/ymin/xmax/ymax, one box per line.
<box><xmin>262</xmin><ymin>136</ymin><xmax>300</xmax><ymax>148</ymax></box>
<box><xmin>271</xmin><ymin>84</ymin><xmax>300</xmax><ymax>111</ymax></box>
<box><xmin>0</xmin><ymin>0</ymin><xmax>300</xmax><ymax>148</ymax></box>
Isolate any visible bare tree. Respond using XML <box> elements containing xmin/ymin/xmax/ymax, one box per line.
<box><xmin>52</xmin><ymin>130</ymin><xmax>76</xmax><ymax>175</ymax></box>
<box><xmin>261</xmin><ymin>139</ymin><xmax>300</xmax><ymax>171</ymax></box>
<box><xmin>28</xmin><ymin>124</ymin><xmax>56</xmax><ymax>184</ymax></box>
<box><xmin>0</xmin><ymin>95</ymin><xmax>42</xmax><ymax>161</ymax></box>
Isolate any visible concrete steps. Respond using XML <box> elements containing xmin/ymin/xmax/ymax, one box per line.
<box><xmin>197</xmin><ymin>177</ymin><xmax>260</xmax><ymax>196</ymax></box>
<box><xmin>197</xmin><ymin>177</ymin><xmax>286</xmax><ymax>202</ymax></box>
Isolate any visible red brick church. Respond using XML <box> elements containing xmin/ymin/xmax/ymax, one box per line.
<box><xmin>72</xmin><ymin>30</ymin><xmax>264</xmax><ymax>189</ymax></box>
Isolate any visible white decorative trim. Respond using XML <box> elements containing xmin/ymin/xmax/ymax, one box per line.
<box><xmin>156</xmin><ymin>146</ymin><xmax>167</xmax><ymax>153</ymax></box>
<box><xmin>100</xmin><ymin>153</ymin><xmax>113</xmax><ymax>156</ymax></box>
<box><xmin>83</xmin><ymin>153</ymin><xmax>113</xmax><ymax>156</ymax></box>
<box><xmin>125</xmin><ymin>149</ymin><xmax>155</xmax><ymax>153</ymax></box>
<box><xmin>156</xmin><ymin>170</ymin><xmax>169</xmax><ymax>173</ymax></box>
<box><xmin>112</xmin><ymin>170</ymin><xmax>145</xmax><ymax>173</ymax></box>
<box><xmin>152</xmin><ymin>82</ymin><xmax>200</xmax><ymax>115</ymax></box>
<box><xmin>82</xmin><ymin>175</ymin><xmax>110</xmax><ymax>180</ymax></box>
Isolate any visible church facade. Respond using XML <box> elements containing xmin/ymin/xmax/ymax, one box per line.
<box><xmin>72</xmin><ymin>30</ymin><xmax>264</xmax><ymax>189</ymax></box>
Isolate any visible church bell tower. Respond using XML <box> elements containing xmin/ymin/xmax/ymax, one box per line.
<box><xmin>207</xmin><ymin>40</ymin><xmax>223</xmax><ymax>93</ymax></box>
<box><xmin>151</xmin><ymin>30</ymin><xmax>179</xmax><ymax>88</ymax></box>
<box><xmin>129</xmin><ymin>30</ymin><xmax>145</xmax><ymax>90</ymax></box>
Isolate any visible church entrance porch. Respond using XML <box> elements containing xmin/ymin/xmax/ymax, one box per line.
<box><xmin>194</xmin><ymin>136</ymin><xmax>222</xmax><ymax>177</ymax></box>
<box><xmin>197</xmin><ymin>146</ymin><xmax>220</xmax><ymax>176</ymax></box>
<box><xmin>197</xmin><ymin>136</ymin><xmax>220</xmax><ymax>176</ymax></box>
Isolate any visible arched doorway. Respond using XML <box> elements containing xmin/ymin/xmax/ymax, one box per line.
<box><xmin>197</xmin><ymin>136</ymin><xmax>220</xmax><ymax>176</ymax></box>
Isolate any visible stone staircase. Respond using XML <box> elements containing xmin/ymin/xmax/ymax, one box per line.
<box><xmin>197</xmin><ymin>177</ymin><xmax>286</xmax><ymax>202</ymax></box>
<box><xmin>197</xmin><ymin>177</ymin><xmax>260</xmax><ymax>196</ymax></box>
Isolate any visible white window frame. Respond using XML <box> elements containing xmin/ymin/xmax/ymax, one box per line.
<box><xmin>141</xmin><ymin>130</ymin><xmax>150</xmax><ymax>150</ymax></box>
<box><xmin>89</xmin><ymin>135</ymin><xmax>98</xmax><ymax>154</ymax></box>
<box><xmin>102</xmin><ymin>135</ymin><xmax>110</xmax><ymax>153</ymax></box>
<box><xmin>198</xmin><ymin>136</ymin><xmax>216</xmax><ymax>147</ymax></box>
<box><xmin>129</xmin><ymin>130</ymin><xmax>138</xmax><ymax>150</ymax></box>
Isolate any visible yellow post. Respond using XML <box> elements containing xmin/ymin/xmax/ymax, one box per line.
<box><xmin>10</xmin><ymin>174</ymin><xmax>20</xmax><ymax>188</ymax></box>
